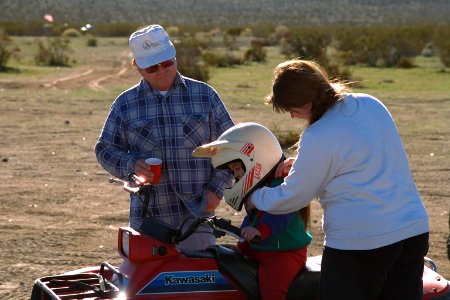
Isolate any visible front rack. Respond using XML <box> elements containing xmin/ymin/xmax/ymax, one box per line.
<box><xmin>30</xmin><ymin>263</ymin><xmax>121</xmax><ymax>300</ymax></box>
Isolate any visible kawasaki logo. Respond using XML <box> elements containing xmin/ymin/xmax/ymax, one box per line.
<box><xmin>165</xmin><ymin>274</ymin><xmax>215</xmax><ymax>285</ymax></box>
<box><xmin>138</xmin><ymin>271</ymin><xmax>236</xmax><ymax>295</ymax></box>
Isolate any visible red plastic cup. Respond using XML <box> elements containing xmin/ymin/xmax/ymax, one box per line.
<box><xmin>145</xmin><ymin>158</ymin><xmax>162</xmax><ymax>184</ymax></box>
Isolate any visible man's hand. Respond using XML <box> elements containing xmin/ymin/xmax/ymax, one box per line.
<box><xmin>134</xmin><ymin>159</ymin><xmax>155</xmax><ymax>183</ymax></box>
<box><xmin>205</xmin><ymin>191</ymin><xmax>221</xmax><ymax>213</ymax></box>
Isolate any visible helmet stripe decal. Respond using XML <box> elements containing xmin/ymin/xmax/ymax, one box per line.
<box><xmin>242</xmin><ymin>166</ymin><xmax>255</xmax><ymax>197</ymax></box>
<box><xmin>240</xmin><ymin>143</ymin><xmax>254</xmax><ymax>156</ymax></box>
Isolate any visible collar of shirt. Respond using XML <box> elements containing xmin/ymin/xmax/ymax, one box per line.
<box><xmin>139</xmin><ymin>72</ymin><xmax>188</xmax><ymax>96</ymax></box>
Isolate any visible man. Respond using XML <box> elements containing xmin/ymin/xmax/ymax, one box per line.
<box><xmin>95</xmin><ymin>24</ymin><xmax>234</xmax><ymax>250</ymax></box>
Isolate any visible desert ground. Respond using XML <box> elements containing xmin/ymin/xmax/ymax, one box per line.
<box><xmin>0</xmin><ymin>40</ymin><xmax>449</xmax><ymax>299</ymax></box>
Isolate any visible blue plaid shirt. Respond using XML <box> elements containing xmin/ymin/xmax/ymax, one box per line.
<box><xmin>95</xmin><ymin>73</ymin><xmax>234</xmax><ymax>229</ymax></box>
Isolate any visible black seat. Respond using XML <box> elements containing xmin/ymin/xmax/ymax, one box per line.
<box><xmin>206</xmin><ymin>245</ymin><xmax>260</xmax><ymax>300</ymax></box>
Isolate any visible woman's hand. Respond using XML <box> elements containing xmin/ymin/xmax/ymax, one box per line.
<box><xmin>275</xmin><ymin>157</ymin><xmax>295</xmax><ymax>177</ymax></box>
<box><xmin>244</xmin><ymin>195</ymin><xmax>256</xmax><ymax>212</ymax></box>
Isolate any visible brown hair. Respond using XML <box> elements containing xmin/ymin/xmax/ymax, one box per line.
<box><xmin>300</xmin><ymin>205</ymin><xmax>311</xmax><ymax>230</ymax></box>
<box><xmin>266</xmin><ymin>59</ymin><xmax>350</xmax><ymax>125</ymax></box>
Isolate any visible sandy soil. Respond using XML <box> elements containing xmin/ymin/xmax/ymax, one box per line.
<box><xmin>0</xmin><ymin>56</ymin><xmax>448</xmax><ymax>299</ymax></box>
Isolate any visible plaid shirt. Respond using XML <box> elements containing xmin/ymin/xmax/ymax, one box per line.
<box><xmin>95</xmin><ymin>73</ymin><xmax>234</xmax><ymax>229</ymax></box>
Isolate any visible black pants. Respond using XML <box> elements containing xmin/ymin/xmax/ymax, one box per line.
<box><xmin>320</xmin><ymin>232</ymin><xmax>429</xmax><ymax>300</ymax></box>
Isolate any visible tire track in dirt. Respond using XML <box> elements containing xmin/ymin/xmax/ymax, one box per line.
<box><xmin>42</xmin><ymin>69</ymin><xmax>95</xmax><ymax>88</ymax></box>
<box><xmin>0</xmin><ymin>60</ymin><xmax>133</xmax><ymax>91</ymax></box>
<box><xmin>88</xmin><ymin>60</ymin><xmax>130</xmax><ymax>90</ymax></box>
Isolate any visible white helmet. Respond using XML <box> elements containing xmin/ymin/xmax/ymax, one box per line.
<box><xmin>193</xmin><ymin>122</ymin><xmax>283</xmax><ymax>211</ymax></box>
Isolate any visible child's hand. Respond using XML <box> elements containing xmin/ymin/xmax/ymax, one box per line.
<box><xmin>241</xmin><ymin>226</ymin><xmax>261</xmax><ymax>241</ymax></box>
<box><xmin>227</xmin><ymin>244</ymin><xmax>242</xmax><ymax>253</ymax></box>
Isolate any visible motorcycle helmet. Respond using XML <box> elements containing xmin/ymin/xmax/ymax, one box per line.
<box><xmin>193</xmin><ymin>122</ymin><xmax>284</xmax><ymax>211</ymax></box>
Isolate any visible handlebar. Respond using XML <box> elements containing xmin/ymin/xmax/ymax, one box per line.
<box><xmin>109</xmin><ymin>173</ymin><xmax>152</xmax><ymax>195</ymax></box>
<box><xmin>110</xmin><ymin>173</ymin><xmax>260</xmax><ymax>244</ymax></box>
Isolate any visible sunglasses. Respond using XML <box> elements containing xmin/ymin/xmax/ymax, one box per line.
<box><xmin>143</xmin><ymin>59</ymin><xmax>175</xmax><ymax>73</ymax></box>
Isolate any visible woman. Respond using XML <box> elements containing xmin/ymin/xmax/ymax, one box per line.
<box><xmin>246</xmin><ymin>59</ymin><xmax>429</xmax><ymax>300</ymax></box>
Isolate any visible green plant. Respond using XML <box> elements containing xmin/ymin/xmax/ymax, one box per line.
<box><xmin>244</xmin><ymin>39</ymin><xmax>267</xmax><ymax>62</ymax></box>
<box><xmin>396</xmin><ymin>56</ymin><xmax>415</xmax><ymax>68</ymax></box>
<box><xmin>35</xmin><ymin>37</ymin><xmax>72</xmax><ymax>66</ymax></box>
<box><xmin>223</xmin><ymin>33</ymin><xmax>238</xmax><ymax>51</ymax></box>
<box><xmin>62</xmin><ymin>28</ymin><xmax>82</xmax><ymax>38</ymax></box>
<box><xmin>0</xmin><ymin>29</ymin><xmax>20</xmax><ymax>70</ymax></box>
<box><xmin>433</xmin><ymin>26</ymin><xmax>450</xmax><ymax>67</ymax></box>
<box><xmin>175</xmin><ymin>38</ymin><xmax>210</xmax><ymax>82</ymax></box>
<box><xmin>87</xmin><ymin>37</ymin><xmax>98</xmax><ymax>47</ymax></box>
<box><xmin>202</xmin><ymin>51</ymin><xmax>243</xmax><ymax>67</ymax></box>
<box><xmin>334</xmin><ymin>25</ymin><xmax>429</xmax><ymax>68</ymax></box>
<box><xmin>281</xmin><ymin>27</ymin><xmax>332</xmax><ymax>65</ymax></box>
<box><xmin>438</xmin><ymin>42</ymin><xmax>450</xmax><ymax>67</ymax></box>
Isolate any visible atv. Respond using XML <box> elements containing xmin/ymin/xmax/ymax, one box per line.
<box><xmin>31</xmin><ymin>175</ymin><xmax>450</xmax><ymax>300</ymax></box>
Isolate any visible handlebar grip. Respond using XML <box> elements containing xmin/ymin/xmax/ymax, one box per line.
<box><xmin>213</xmin><ymin>217</ymin><xmax>241</xmax><ymax>237</ymax></box>
<box><xmin>214</xmin><ymin>217</ymin><xmax>262</xmax><ymax>244</ymax></box>
<box><xmin>250</xmin><ymin>236</ymin><xmax>261</xmax><ymax>244</ymax></box>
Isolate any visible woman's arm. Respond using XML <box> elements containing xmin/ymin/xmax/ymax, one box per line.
<box><xmin>251</xmin><ymin>130</ymin><xmax>333</xmax><ymax>214</ymax></box>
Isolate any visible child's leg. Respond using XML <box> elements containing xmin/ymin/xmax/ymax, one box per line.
<box><xmin>254</xmin><ymin>247</ymin><xmax>307</xmax><ymax>300</ymax></box>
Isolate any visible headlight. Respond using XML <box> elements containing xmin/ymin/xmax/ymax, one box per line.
<box><xmin>121</xmin><ymin>231</ymin><xmax>130</xmax><ymax>257</ymax></box>
<box><xmin>118</xmin><ymin>226</ymin><xmax>179</xmax><ymax>262</ymax></box>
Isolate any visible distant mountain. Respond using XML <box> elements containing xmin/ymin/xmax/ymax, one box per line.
<box><xmin>0</xmin><ymin>0</ymin><xmax>449</xmax><ymax>26</ymax></box>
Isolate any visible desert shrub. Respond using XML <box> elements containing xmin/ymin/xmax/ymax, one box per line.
<box><xmin>62</xmin><ymin>28</ymin><xmax>82</xmax><ymax>38</ymax></box>
<box><xmin>0</xmin><ymin>29</ymin><xmax>20</xmax><ymax>70</ymax></box>
<box><xmin>280</xmin><ymin>27</ymin><xmax>351</xmax><ymax>79</ymax></box>
<box><xmin>335</xmin><ymin>50</ymin><xmax>356</xmax><ymax>66</ymax></box>
<box><xmin>244</xmin><ymin>39</ymin><xmax>267</xmax><ymax>62</ymax></box>
<box><xmin>396</xmin><ymin>56</ymin><xmax>415</xmax><ymax>68</ymax></box>
<box><xmin>165</xmin><ymin>26</ymin><xmax>180</xmax><ymax>37</ymax></box>
<box><xmin>432</xmin><ymin>26</ymin><xmax>450</xmax><ymax>67</ymax></box>
<box><xmin>35</xmin><ymin>37</ymin><xmax>72</xmax><ymax>66</ymax></box>
<box><xmin>226</xmin><ymin>27</ymin><xmax>245</xmax><ymax>37</ymax></box>
<box><xmin>87</xmin><ymin>37</ymin><xmax>98</xmax><ymax>47</ymax></box>
<box><xmin>421</xmin><ymin>42</ymin><xmax>435</xmax><ymax>57</ymax></box>
<box><xmin>264</xmin><ymin>25</ymin><xmax>291</xmax><ymax>46</ymax></box>
<box><xmin>249</xmin><ymin>24</ymin><xmax>276</xmax><ymax>39</ymax></box>
<box><xmin>437</xmin><ymin>42</ymin><xmax>450</xmax><ymax>67</ymax></box>
<box><xmin>280</xmin><ymin>27</ymin><xmax>332</xmax><ymax>66</ymax></box>
<box><xmin>175</xmin><ymin>38</ymin><xmax>210</xmax><ymax>82</ymax></box>
<box><xmin>325</xmin><ymin>63</ymin><xmax>353</xmax><ymax>81</ymax></box>
<box><xmin>93</xmin><ymin>23</ymin><xmax>141</xmax><ymax>37</ymax></box>
<box><xmin>202</xmin><ymin>51</ymin><xmax>243</xmax><ymax>67</ymax></box>
<box><xmin>223</xmin><ymin>33</ymin><xmax>238</xmax><ymax>51</ymax></box>
<box><xmin>334</xmin><ymin>25</ymin><xmax>429</xmax><ymax>67</ymax></box>
<box><xmin>274</xmin><ymin>25</ymin><xmax>291</xmax><ymax>41</ymax></box>
<box><xmin>240</xmin><ymin>28</ymin><xmax>253</xmax><ymax>37</ymax></box>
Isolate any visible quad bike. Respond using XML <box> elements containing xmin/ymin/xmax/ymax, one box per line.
<box><xmin>31</xmin><ymin>174</ymin><xmax>450</xmax><ymax>300</ymax></box>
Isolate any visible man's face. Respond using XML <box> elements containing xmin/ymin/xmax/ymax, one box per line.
<box><xmin>228</xmin><ymin>161</ymin><xmax>245</xmax><ymax>181</ymax></box>
<box><xmin>136</xmin><ymin>58</ymin><xmax>178</xmax><ymax>91</ymax></box>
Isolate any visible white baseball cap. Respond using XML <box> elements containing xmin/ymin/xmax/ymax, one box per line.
<box><xmin>129</xmin><ymin>24</ymin><xmax>176</xmax><ymax>69</ymax></box>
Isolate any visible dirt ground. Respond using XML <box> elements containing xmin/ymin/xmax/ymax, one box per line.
<box><xmin>0</xmin><ymin>52</ymin><xmax>449</xmax><ymax>299</ymax></box>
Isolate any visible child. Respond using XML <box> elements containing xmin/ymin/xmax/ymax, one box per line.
<box><xmin>228</xmin><ymin>159</ymin><xmax>312</xmax><ymax>300</ymax></box>
<box><xmin>193</xmin><ymin>122</ymin><xmax>312</xmax><ymax>300</ymax></box>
